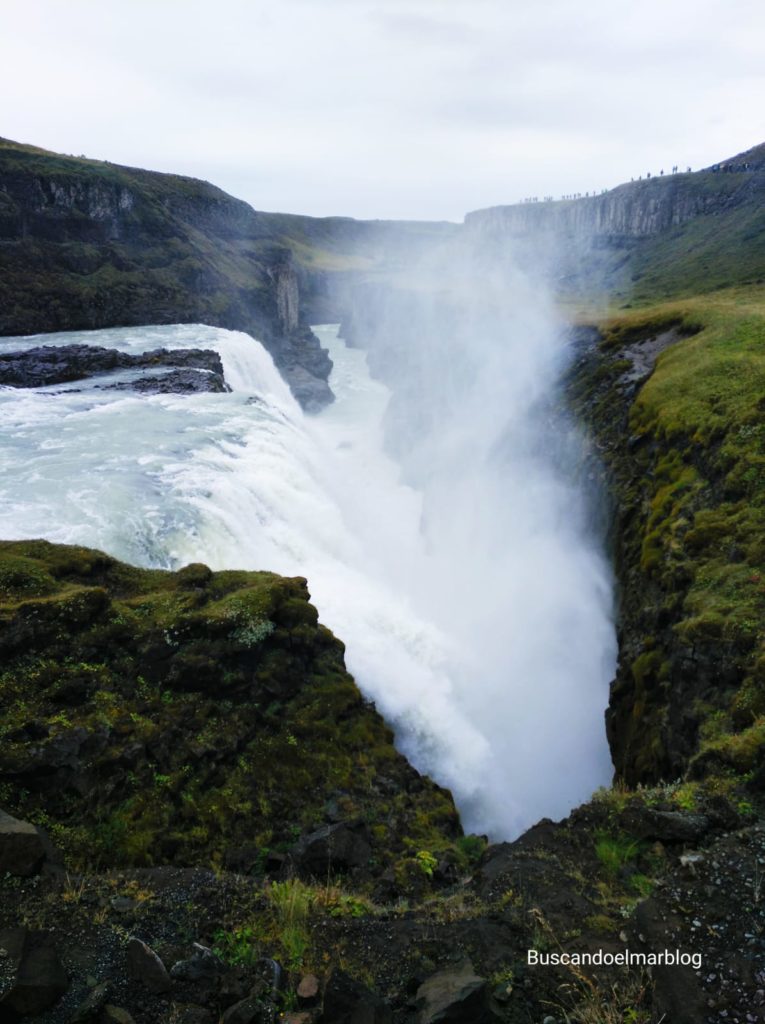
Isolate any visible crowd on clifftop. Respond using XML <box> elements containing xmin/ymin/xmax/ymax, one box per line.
<box><xmin>518</xmin><ymin>159</ymin><xmax>754</xmax><ymax>206</ymax></box>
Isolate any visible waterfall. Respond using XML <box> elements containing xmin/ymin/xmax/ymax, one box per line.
<box><xmin>0</xmin><ymin>314</ymin><xmax>615</xmax><ymax>838</ymax></box>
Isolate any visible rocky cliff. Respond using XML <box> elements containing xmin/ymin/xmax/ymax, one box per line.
<box><xmin>465</xmin><ymin>142</ymin><xmax>765</xmax><ymax>241</ymax></box>
<box><xmin>0</xmin><ymin>138</ymin><xmax>337</xmax><ymax>409</ymax></box>
<box><xmin>2</xmin><ymin>539</ymin><xmax>762</xmax><ymax>1024</ymax></box>
<box><xmin>463</xmin><ymin>142</ymin><xmax>765</xmax><ymax>301</ymax></box>
<box><xmin>0</xmin><ymin>139</ymin><xmax>456</xmax><ymax>409</ymax></box>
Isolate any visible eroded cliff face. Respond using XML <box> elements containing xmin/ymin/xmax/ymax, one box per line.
<box><xmin>0</xmin><ymin>139</ymin><xmax>333</xmax><ymax>409</ymax></box>
<box><xmin>463</xmin><ymin>142</ymin><xmax>765</xmax><ymax>301</ymax></box>
<box><xmin>465</xmin><ymin>172</ymin><xmax>751</xmax><ymax>241</ymax></box>
<box><xmin>566</xmin><ymin>300</ymin><xmax>765</xmax><ymax>795</ymax></box>
<box><xmin>15</xmin><ymin>176</ymin><xmax>137</xmax><ymax>235</ymax></box>
<box><xmin>465</xmin><ymin>141</ymin><xmax>765</xmax><ymax>243</ymax></box>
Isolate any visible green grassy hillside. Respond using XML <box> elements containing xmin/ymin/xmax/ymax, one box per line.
<box><xmin>570</xmin><ymin>286</ymin><xmax>765</xmax><ymax>793</ymax></box>
<box><xmin>627</xmin><ymin>193</ymin><xmax>765</xmax><ymax>302</ymax></box>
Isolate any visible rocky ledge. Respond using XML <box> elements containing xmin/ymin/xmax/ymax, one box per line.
<box><xmin>0</xmin><ymin>345</ymin><xmax>230</xmax><ymax>394</ymax></box>
<box><xmin>2</xmin><ymin>776</ymin><xmax>763</xmax><ymax>1023</ymax></box>
<box><xmin>1</xmin><ymin>539</ymin><xmax>764</xmax><ymax>1023</ymax></box>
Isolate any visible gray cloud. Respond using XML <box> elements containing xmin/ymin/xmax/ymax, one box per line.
<box><xmin>2</xmin><ymin>0</ymin><xmax>764</xmax><ymax>219</ymax></box>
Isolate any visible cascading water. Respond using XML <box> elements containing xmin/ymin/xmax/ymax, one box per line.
<box><xmin>0</xmin><ymin>306</ymin><xmax>615</xmax><ymax>839</ymax></box>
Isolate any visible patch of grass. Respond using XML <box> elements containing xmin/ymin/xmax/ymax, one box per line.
<box><xmin>595</xmin><ymin>833</ymin><xmax>642</xmax><ymax>878</ymax></box>
<box><xmin>268</xmin><ymin>878</ymin><xmax>314</xmax><ymax>969</ymax></box>
<box><xmin>213</xmin><ymin>923</ymin><xmax>260</xmax><ymax>967</ymax></box>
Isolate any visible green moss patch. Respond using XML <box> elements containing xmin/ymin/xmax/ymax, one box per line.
<box><xmin>0</xmin><ymin>540</ymin><xmax>460</xmax><ymax>875</ymax></box>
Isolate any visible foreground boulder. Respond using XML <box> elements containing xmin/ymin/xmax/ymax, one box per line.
<box><xmin>126</xmin><ymin>936</ymin><xmax>171</xmax><ymax>994</ymax></box>
<box><xmin>0</xmin><ymin>810</ymin><xmax>47</xmax><ymax>877</ymax></box>
<box><xmin>320</xmin><ymin>969</ymin><xmax>392</xmax><ymax>1024</ymax></box>
<box><xmin>290</xmin><ymin>821</ymin><xmax>372</xmax><ymax>878</ymax></box>
<box><xmin>415</xmin><ymin>961</ymin><xmax>491</xmax><ymax>1024</ymax></box>
<box><xmin>0</xmin><ymin>927</ymin><xmax>69</xmax><ymax>1018</ymax></box>
<box><xmin>221</xmin><ymin>995</ymin><xmax>271</xmax><ymax>1024</ymax></box>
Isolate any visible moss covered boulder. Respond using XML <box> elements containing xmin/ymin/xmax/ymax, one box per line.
<box><xmin>0</xmin><ymin>540</ymin><xmax>460</xmax><ymax>874</ymax></box>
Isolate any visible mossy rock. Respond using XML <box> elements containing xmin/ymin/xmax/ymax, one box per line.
<box><xmin>571</xmin><ymin>289</ymin><xmax>765</xmax><ymax>788</ymax></box>
<box><xmin>0</xmin><ymin>540</ymin><xmax>461</xmax><ymax>876</ymax></box>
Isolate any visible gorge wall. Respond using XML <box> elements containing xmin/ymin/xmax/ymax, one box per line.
<box><xmin>0</xmin><ymin>138</ymin><xmax>337</xmax><ymax>409</ymax></box>
<box><xmin>465</xmin><ymin>141</ymin><xmax>765</xmax><ymax>240</ymax></box>
<box><xmin>462</xmin><ymin>141</ymin><xmax>765</xmax><ymax>301</ymax></box>
<box><xmin>0</xmin><ymin>138</ymin><xmax>456</xmax><ymax>409</ymax></box>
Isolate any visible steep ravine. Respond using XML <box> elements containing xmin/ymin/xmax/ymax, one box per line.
<box><xmin>568</xmin><ymin>300</ymin><xmax>765</xmax><ymax>793</ymax></box>
<box><xmin>2</xmin><ymin>310</ymin><xmax>764</xmax><ymax>1024</ymax></box>
<box><xmin>3</xmin><ymin>137</ymin><xmax>765</xmax><ymax>1022</ymax></box>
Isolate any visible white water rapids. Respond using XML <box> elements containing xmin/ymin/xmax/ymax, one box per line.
<box><xmin>0</xmin><ymin>320</ymin><xmax>615</xmax><ymax>838</ymax></box>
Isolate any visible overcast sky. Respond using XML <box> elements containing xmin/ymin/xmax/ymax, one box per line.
<box><xmin>3</xmin><ymin>0</ymin><xmax>764</xmax><ymax>220</ymax></box>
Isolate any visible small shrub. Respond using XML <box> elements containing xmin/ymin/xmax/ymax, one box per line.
<box><xmin>415</xmin><ymin>849</ymin><xmax>438</xmax><ymax>878</ymax></box>
<box><xmin>213</xmin><ymin>924</ymin><xmax>259</xmax><ymax>966</ymax></box>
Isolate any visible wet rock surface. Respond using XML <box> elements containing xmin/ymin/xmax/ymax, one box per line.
<box><xmin>0</xmin><ymin>343</ymin><xmax>229</xmax><ymax>394</ymax></box>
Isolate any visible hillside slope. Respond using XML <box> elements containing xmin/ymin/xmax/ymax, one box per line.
<box><xmin>0</xmin><ymin>138</ymin><xmax>455</xmax><ymax>408</ymax></box>
<box><xmin>464</xmin><ymin>141</ymin><xmax>765</xmax><ymax>303</ymax></box>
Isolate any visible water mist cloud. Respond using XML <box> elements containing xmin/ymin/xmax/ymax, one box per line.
<box><xmin>332</xmin><ymin>239</ymin><xmax>616</xmax><ymax>836</ymax></box>
<box><xmin>0</xmin><ymin>256</ymin><xmax>616</xmax><ymax>840</ymax></box>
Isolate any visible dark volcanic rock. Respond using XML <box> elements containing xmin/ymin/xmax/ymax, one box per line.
<box><xmin>102</xmin><ymin>1008</ymin><xmax>137</xmax><ymax>1024</ymax></box>
<box><xmin>170</xmin><ymin>943</ymin><xmax>225</xmax><ymax>983</ymax></box>
<box><xmin>0</xmin><ymin>343</ymin><xmax>229</xmax><ymax>394</ymax></box>
<box><xmin>0</xmin><ymin>927</ymin><xmax>69</xmax><ymax>1018</ymax></box>
<box><xmin>68</xmin><ymin>979</ymin><xmax>111</xmax><ymax>1022</ymax></box>
<box><xmin>290</xmin><ymin>821</ymin><xmax>372</xmax><ymax>878</ymax></box>
<box><xmin>125</xmin><ymin>936</ymin><xmax>171</xmax><ymax>994</ymax></box>
<box><xmin>221</xmin><ymin>996</ymin><xmax>270</xmax><ymax>1024</ymax></box>
<box><xmin>415</xmin><ymin>961</ymin><xmax>491</xmax><ymax>1024</ymax></box>
<box><xmin>0</xmin><ymin>809</ymin><xmax>47</xmax><ymax>877</ymax></box>
<box><xmin>623</xmin><ymin>807</ymin><xmax>711</xmax><ymax>844</ymax></box>
<box><xmin>320</xmin><ymin>969</ymin><xmax>392</xmax><ymax>1024</ymax></box>
<box><xmin>105</xmin><ymin>367</ymin><xmax>229</xmax><ymax>394</ymax></box>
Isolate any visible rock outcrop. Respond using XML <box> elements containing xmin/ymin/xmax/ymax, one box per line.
<box><xmin>0</xmin><ymin>139</ymin><xmax>333</xmax><ymax>409</ymax></box>
<box><xmin>463</xmin><ymin>141</ymin><xmax>765</xmax><ymax>300</ymax></box>
<box><xmin>0</xmin><ymin>539</ymin><xmax>460</xmax><ymax>872</ymax></box>
<box><xmin>0</xmin><ymin>927</ymin><xmax>69</xmax><ymax>1019</ymax></box>
<box><xmin>465</xmin><ymin>141</ymin><xmax>765</xmax><ymax>242</ymax></box>
<box><xmin>0</xmin><ymin>344</ymin><xmax>229</xmax><ymax>394</ymax></box>
<box><xmin>0</xmin><ymin>138</ymin><xmax>458</xmax><ymax>411</ymax></box>
<box><xmin>0</xmin><ymin>810</ymin><xmax>49</xmax><ymax>877</ymax></box>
